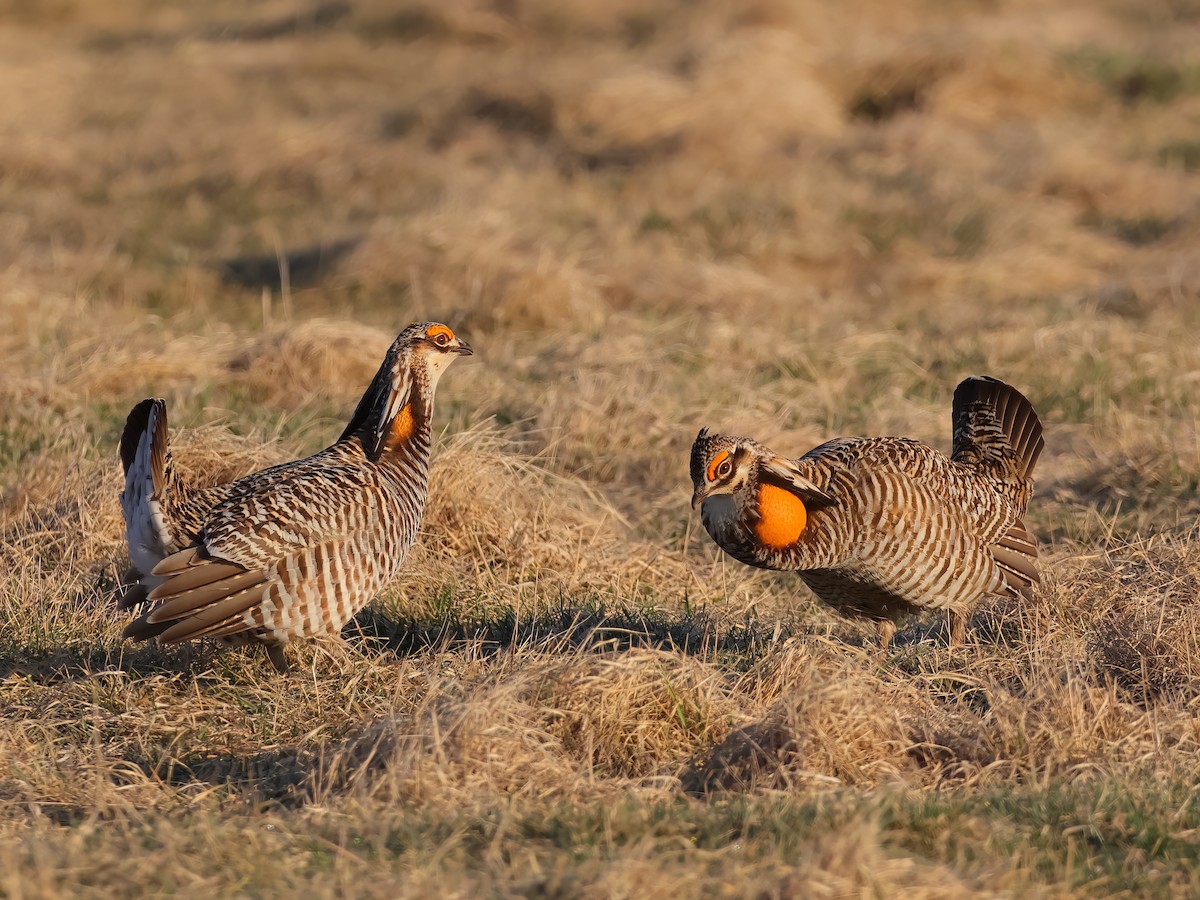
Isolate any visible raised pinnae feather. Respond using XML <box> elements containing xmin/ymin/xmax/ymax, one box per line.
<box><xmin>758</xmin><ymin>454</ymin><xmax>838</xmax><ymax>507</ymax></box>
<box><xmin>338</xmin><ymin>332</ymin><xmax>420</xmax><ymax>462</ymax></box>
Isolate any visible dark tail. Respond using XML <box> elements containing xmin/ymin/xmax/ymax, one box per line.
<box><xmin>120</xmin><ymin>398</ymin><xmax>167</xmax><ymax>480</ymax></box>
<box><xmin>951</xmin><ymin>378</ymin><xmax>1044</xmax><ymax>600</ymax></box>
<box><xmin>951</xmin><ymin>376</ymin><xmax>1043</xmax><ymax>480</ymax></box>
<box><xmin>119</xmin><ymin>398</ymin><xmax>174</xmax><ymax>582</ymax></box>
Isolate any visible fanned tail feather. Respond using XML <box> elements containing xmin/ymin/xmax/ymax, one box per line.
<box><xmin>951</xmin><ymin>379</ymin><xmax>1044</xmax><ymax>599</ymax></box>
<box><xmin>951</xmin><ymin>376</ymin><xmax>1044</xmax><ymax>480</ymax></box>
<box><xmin>119</xmin><ymin>398</ymin><xmax>174</xmax><ymax>581</ymax></box>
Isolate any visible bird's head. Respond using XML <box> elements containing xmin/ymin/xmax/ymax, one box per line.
<box><xmin>689</xmin><ymin>428</ymin><xmax>758</xmax><ymax>509</ymax></box>
<box><xmin>343</xmin><ymin>322</ymin><xmax>472</xmax><ymax>460</ymax></box>
<box><xmin>400</xmin><ymin>321</ymin><xmax>473</xmax><ymax>381</ymax></box>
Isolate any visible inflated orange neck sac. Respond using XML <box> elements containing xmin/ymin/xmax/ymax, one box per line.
<box><xmin>754</xmin><ymin>483</ymin><xmax>808</xmax><ymax>549</ymax></box>
<box><xmin>384</xmin><ymin>403</ymin><xmax>417</xmax><ymax>451</ymax></box>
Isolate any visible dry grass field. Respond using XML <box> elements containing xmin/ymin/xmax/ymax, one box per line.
<box><xmin>3</xmin><ymin>0</ymin><xmax>1200</xmax><ymax>895</ymax></box>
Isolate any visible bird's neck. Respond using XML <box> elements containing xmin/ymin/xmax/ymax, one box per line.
<box><xmin>372</xmin><ymin>381</ymin><xmax>434</xmax><ymax>468</ymax></box>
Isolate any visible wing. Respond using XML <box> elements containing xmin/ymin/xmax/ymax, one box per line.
<box><xmin>122</xmin><ymin>546</ymin><xmax>271</xmax><ymax>644</ymax></box>
<box><xmin>122</xmin><ymin>457</ymin><xmax>375</xmax><ymax>645</ymax></box>
<box><xmin>989</xmin><ymin>516</ymin><xmax>1040</xmax><ymax>600</ymax></box>
<box><xmin>162</xmin><ymin>482</ymin><xmax>240</xmax><ymax>551</ymax></box>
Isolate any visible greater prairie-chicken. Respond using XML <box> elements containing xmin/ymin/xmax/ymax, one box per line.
<box><xmin>690</xmin><ymin>376</ymin><xmax>1043</xmax><ymax>646</ymax></box>
<box><xmin>117</xmin><ymin>322</ymin><xmax>471</xmax><ymax>672</ymax></box>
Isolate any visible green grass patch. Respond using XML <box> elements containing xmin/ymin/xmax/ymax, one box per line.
<box><xmin>1156</xmin><ymin>140</ymin><xmax>1200</xmax><ymax>171</ymax></box>
<box><xmin>1065</xmin><ymin>46</ymin><xmax>1200</xmax><ymax>103</ymax></box>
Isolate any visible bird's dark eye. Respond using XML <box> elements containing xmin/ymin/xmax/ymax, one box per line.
<box><xmin>433</xmin><ymin>332</ymin><xmax>449</xmax><ymax>346</ymax></box>
<box><xmin>716</xmin><ymin>459</ymin><xmax>732</xmax><ymax>479</ymax></box>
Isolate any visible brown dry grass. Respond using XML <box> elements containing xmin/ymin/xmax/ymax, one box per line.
<box><xmin>3</xmin><ymin>0</ymin><xmax>1200</xmax><ymax>895</ymax></box>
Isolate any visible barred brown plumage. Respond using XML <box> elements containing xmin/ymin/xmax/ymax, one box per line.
<box><xmin>690</xmin><ymin>376</ymin><xmax>1044</xmax><ymax>646</ymax></box>
<box><xmin>117</xmin><ymin>322</ymin><xmax>472</xmax><ymax>672</ymax></box>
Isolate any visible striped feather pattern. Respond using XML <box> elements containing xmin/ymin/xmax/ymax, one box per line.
<box><xmin>692</xmin><ymin>377</ymin><xmax>1043</xmax><ymax>644</ymax></box>
<box><xmin>117</xmin><ymin>322</ymin><xmax>471</xmax><ymax>671</ymax></box>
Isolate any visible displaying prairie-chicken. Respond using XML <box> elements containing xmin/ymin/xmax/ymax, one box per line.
<box><xmin>117</xmin><ymin>322</ymin><xmax>471</xmax><ymax>672</ymax></box>
<box><xmin>690</xmin><ymin>376</ymin><xmax>1043</xmax><ymax>646</ymax></box>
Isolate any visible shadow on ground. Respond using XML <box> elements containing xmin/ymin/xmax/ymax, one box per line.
<box><xmin>0</xmin><ymin>589</ymin><xmax>1023</xmax><ymax>687</ymax></box>
<box><xmin>0</xmin><ymin>642</ymin><xmax>219</xmax><ymax>685</ymax></box>
<box><xmin>347</xmin><ymin>601</ymin><xmax>818</xmax><ymax>664</ymax></box>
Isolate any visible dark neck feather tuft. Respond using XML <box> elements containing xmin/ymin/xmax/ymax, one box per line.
<box><xmin>339</xmin><ymin>345</ymin><xmax>433</xmax><ymax>462</ymax></box>
<box><xmin>339</xmin><ymin>346</ymin><xmax>398</xmax><ymax>446</ymax></box>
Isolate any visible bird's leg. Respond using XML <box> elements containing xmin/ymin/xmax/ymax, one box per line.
<box><xmin>876</xmin><ymin>619</ymin><xmax>896</xmax><ymax>649</ymax></box>
<box><xmin>265</xmin><ymin>642</ymin><xmax>290</xmax><ymax>674</ymax></box>
<box><xmin>948</xmin><ymin>610</ymin><xmax>969</xmax><ymax>647</ymax></box>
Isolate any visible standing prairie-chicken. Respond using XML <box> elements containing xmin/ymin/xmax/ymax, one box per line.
<box><xmin>690</xmin><ymin>376</ymin><xmax>1043</xmax><ymax>646</ymax></box>
<box><xmin>117</xmin><ymin>322</ymin><xmax>472</xmax><ymax>672</ymax></box>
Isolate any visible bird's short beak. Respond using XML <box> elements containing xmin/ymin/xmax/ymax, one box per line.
<box><xmin>453</xmin><ymin>339</ymin><xmax>473</xmax><ymax>356</ymax></box>
<box><xmin>691</xmin><ymin>486</ymin><xmax>706</xmax><ymax>510</ymax></box>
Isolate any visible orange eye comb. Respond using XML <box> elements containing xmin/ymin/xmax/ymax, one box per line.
<box><xmin>426</xmin><ymin>324</ymin><xmax>454</xmax><ymax>341</ymax></box>
<box><xmin>706</xmin><ymin>450</ymin><xmax>730</xmax><ymax>482</ymax></box>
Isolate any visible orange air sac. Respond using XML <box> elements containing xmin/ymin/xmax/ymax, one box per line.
<box><xmin>754</xmin><ymin>483</ymin><xmax>808</xmax><ymax>549</ymax></box>
<box><xmin>385</xmin><ymin>404</ymin><xmax>416</xmax><ymax>450</ymax></box>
